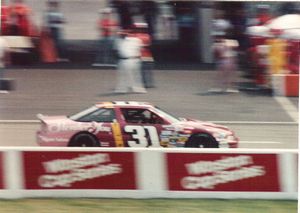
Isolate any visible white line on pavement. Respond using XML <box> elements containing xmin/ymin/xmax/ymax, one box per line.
<box><xmin>239</xmin><ymin>141</ymin><xmax>281</xmax><ymax>144</ymax></box>
<box><xmin>274</xmin><ymin>97</ymin><xmax>299</xmax><ymax>122</ymax></box>
<box><xmin>212</xmin><ymin>121</ymin><xmax>298</xmax><ymax>125</ymax></box>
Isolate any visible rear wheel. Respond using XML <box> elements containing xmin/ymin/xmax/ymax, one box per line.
<box><xmin>68</xmin><ymin>133</ymin><xmax>100</xmax><ymax>147</ymax></box>
<box><xmin>185</xmin><ymin>133</ymin><xmax>218</xmax><ymax>148</ymax></box>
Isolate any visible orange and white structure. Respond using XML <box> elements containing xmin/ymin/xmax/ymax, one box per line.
<box><xmin>272</xmin><ymin>73</ymin><xmax>299</xmax><ymax>97</ymax></box>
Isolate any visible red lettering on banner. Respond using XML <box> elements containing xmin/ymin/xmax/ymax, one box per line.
<box><xmin>167</xmin><ymin>153</ymin><xmax>280</xmax><ymax>191</ymax></box>
<box><xmin>22</xmin><ymin>151</ymin><xmax>137</xmax><ymax>190</ymax></box>
<box><xmin>0</xmin><ymin>152</ymin><xmax>3</xmax><ymax>189</ymax></box>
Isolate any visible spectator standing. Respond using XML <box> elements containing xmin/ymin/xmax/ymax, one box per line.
<box><xmin>93</xmin><ymin>7</ymin><xmax>118</xmax><ymax>66</ymax></box>
<box><xmin>44</xmin><ymin>0</ymin><xmax>67</xmax><ymax>62</ymax></box>
<box><xmin>132</xmin><ymin>23</ymin><xmax>155</xmax><ymax>88</ymax></box>
<box><xmin>211</xmin><ymin>36</ymin><xmax>239</xmax><ymax>93</ymax></box>
<box><xmin>114</xmin><ymin>29</ymin><xmax>146</xmax><ymax>94</ymax></box>
<box><xmin>210</xmin><ymin>15</ymin><xmax>239</xmax><ymax>93</ymax></box>
<box><xmin>266</xmin><ymin>29</ymin><xmax>288</xmax><ymax>75</ymax></box>
<box><xmin>7</xmin><ymin>0</ymin><xmax>34</xmax><ymax>36</ymax></box>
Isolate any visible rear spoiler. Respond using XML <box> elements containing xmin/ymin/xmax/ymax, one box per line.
<box><xmin>37</xmin><ymin>113</ymin><xmax>47</xmax><ymax>121</ymax></box>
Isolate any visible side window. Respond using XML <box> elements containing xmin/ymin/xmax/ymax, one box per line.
<box><xmin>148</xmin><ymin>111</ymin><xmax>164</xmax><ymax>124</ymax></box>
<box><xmin>77</xmin><ymin>108</ymin><xmax>115</xmax><ymax>123</ymax></box>
<box><xmin>121</xmin><ymin>108</ymin><xmax>164</xmax><ymax>124</ymax></box>
<box><xmin>121</xmin><ymin>108</ymin><xmax>145</xmax><ymax>124</ymax></box>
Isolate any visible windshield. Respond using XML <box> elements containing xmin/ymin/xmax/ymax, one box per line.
<box><xmin>152</xmin><ymin>106</ymin><xmax>180</xmax><ymax>123</ymax></box>
<box><xmin>69</xmin><ymin>106</ymin><xmax>98</xmax><ymax>121</ymax></box>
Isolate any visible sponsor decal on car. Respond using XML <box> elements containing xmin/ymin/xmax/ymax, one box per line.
<box><xmin>22</xmin><ymin>151</ymin><xmax>137</xmax><ymax>189</ymax></box>
<box><xmin>162</xmin><ymin>125</ymin><xmax>175</xmax><ymax>131</ymax></box>
<box><xmin>160</xmin><ymin>130</ymin><xmax>189</xmax><ymax>147</ymax></box>
<box><xmin>37</xmin><ymin>135</ymin><xmax>68</xmax><ymax>143</ymax></box>
<box><xmin>167</xmin><ymin>153</ymin><xmax>280</xmax><ymax>191</ymax></box>
<box><xmin>48</xmin><ymin>122</ymin><xmax>111</xmax><ymax>134</ymax></box>
<box><xmin>124</xmin><ymin>125</ymin><xmax>161</xmax><ymax>147</ymax></box>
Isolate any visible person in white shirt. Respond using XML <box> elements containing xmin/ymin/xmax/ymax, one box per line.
<box><xmin>114</xmin><ymin>30</ymin><xmax>146</xmax><ymax>94</ymax></box>
<box><xmin>212</xmin><ymin>36</ymin><xmax>239</xmax><ymax>93</ymax></box>
<box><xmin>210</xmin><ymin>16</ymin><xmax>239</xmax><ymax>93</ymax></box>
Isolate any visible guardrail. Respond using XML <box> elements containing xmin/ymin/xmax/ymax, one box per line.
<box><xmin>0</xmin><ymin>147</ymin><xmax>297</xmax><ymax>199</ymax></box>
<box><xmin>0</xmin><ymin>120</ymin><xmax>298</xmax><ymax>125</ymax></box>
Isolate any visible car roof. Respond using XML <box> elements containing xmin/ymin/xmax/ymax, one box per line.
<box><xmin>95</xmin><ymin>101</ymin><xmax>153</xmax><ymax>108</ymax></box>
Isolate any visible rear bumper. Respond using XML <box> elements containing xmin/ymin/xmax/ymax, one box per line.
<box><xmin>37</xmin><ymin>131</ymin><xmax>69</xmax><ymax>147</ymax></box>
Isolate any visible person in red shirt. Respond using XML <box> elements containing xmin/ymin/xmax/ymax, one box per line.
<box><xmin>132</xmin><ymin>22</ymin><xmax>155</xmax><ymax>88</ymax></box>
<box><xmin>93</xmin><ymin>7</ymin><xmax>118</xmax><ymax>66</ymax></box>
<box><xmin>7</xmin><ymin>0</ymin><xmax>34</xmax><ymax>36</ymax></box>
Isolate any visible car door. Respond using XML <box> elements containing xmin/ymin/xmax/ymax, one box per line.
<box><xmin>119</xmin><ymin>107</ymin><xmax>167</xmax><ymax>148</ymax></box>
<box><xmin>77</xmin><ymin>107</ymin><xmax>117</xmax><ymax>147</ymax></box>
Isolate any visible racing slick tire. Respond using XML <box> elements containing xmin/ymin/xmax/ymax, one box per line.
<box><xmin>185</xmin><ymin>133</ymin><xmax>219</xmax><ymax>148</ymax></box>
<box><xmin>68</xmin><ymin>133</ymin><xmax>100</xmax><ymax>147</ymax></box>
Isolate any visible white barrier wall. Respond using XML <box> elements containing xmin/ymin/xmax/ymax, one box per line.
<box><xmin>0</xmin><ymin>147</ymin><xmax>297</xmax><ymax>200</ymax></box>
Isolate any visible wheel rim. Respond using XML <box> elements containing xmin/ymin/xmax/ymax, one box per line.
<box><xmin>187</xmin><ymin>134</ymin><xmax>218</xmax><ymax>148</ymax></box>
<box><xmin>196</xmin><ymin>135</ymin><xmax>210</xmax><ymax>148</ymax></box>
<box><xmin>73</xmin><ymin>134</ymin><xmax>97</xmax><ymax>147</ymax></box>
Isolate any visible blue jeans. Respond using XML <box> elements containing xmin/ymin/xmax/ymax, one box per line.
<box><xmin>141</xmin><ymin>61</ymin><xmax>154</xmax><ymax>88</ymax></box>
<box><xmin>50</xmin><ymin>27</ymin><xmax>65</xmax><ymax>58</ymax></box>
<box><xmin>0</xmin><ymin>67</ymin><xmax>4</xmax><ymax>90</ymax></box>
<box><xmin>94</xmin><ymin>37</ymin><xmax>115</xmax><ymax>64</ymax></box>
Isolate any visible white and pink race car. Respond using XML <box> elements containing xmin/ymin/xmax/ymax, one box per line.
<box><xmin>37</xmin><ymin>101</ymin><xmax>239</xmax><ymax>148</ymax></box>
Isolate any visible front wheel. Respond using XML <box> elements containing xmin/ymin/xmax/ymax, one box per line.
<box><xmin>68</xmin><ymin>133</ymin><xmax>100</xmax><ymax>147</ymax></box>
<box><xmin>185</xmin><ymin>133</ymin><xmax>218</xmax><ymax>148</ymax></box>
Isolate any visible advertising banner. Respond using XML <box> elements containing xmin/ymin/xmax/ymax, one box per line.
<box><xmin>0</xmin><ymin>152</ymin><xmax>3</xmax><ymax>189</ymax></box>
<box><xmin>167</xmin><ymin>153</ymin><xmax>280</xmax><ymax>192</ymax></box>
<box><xmin>22</xmin><ymin>151</ymin><xmax>137</xmax><ymax>190</ymax></box>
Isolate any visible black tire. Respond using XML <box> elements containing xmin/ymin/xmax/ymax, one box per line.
<box><xmin>185</xmin><ymin>133</ymin><xmax>219</xmax><ymax>148</ymax></box>
<box><xmin>68</xmin><ymin>133</ymin><xmax>100</xmax><ymax>147</ymax></box>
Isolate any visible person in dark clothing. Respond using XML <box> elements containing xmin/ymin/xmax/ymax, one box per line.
<box><xmin>112</xmin><ymin>0</ymin><xmax>133</xmax><ymax>30</ymax></box>
<box><xmin>45</xmin><ymin>0</ymin><xmax>67</xmax><ymax>61</ymax></box>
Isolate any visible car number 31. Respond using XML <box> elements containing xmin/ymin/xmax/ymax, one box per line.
<box><xmin>124</xmin><ymin>125</ymin><xmax>161</xmax><ymax>147</ymax></box>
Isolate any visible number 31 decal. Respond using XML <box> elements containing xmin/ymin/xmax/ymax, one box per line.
<box><xmin>124</xmin><ymin>125</ymin><xmax>161</xmax><ymax>147</ymax></box>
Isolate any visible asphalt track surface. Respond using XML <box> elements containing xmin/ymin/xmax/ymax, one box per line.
<box><xmin>0</xmin><ymin>68</ymin><xmax>298</xmax><ymax>149</ymax></box>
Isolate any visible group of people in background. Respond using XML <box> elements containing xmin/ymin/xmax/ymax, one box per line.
<box><xmin>1</xmin><ymin>0</ymin><xmax>156</xmax><ymax>94</ymax></box>
<box><xmin>1</xmin><ymin>0</ymin><xmax>66</xmax><ymax>62</ymax></box>
<box><xmin>0</xmin><ymin>1</ymin><xmax>299</xmax><ymax>95</ymax></box>
<box><xmin>210</xmin><ymin>4</ymin><xmax>300</xmax><ymax>94</ymax></box>
<box><xmin>92</xmin><ymin>6</ymin><xmax>155</xmax><ymax>94</ymax></box>
<box><xmin>246</xmin><ymin>5</ymin><xmax>299</xmax><ymax>91</ymax></box>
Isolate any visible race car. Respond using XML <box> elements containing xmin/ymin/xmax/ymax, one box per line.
<box><xmin>37</xmin><ymin>101</ymin><xmax>239</xmax><ymax>148</ymax></box>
